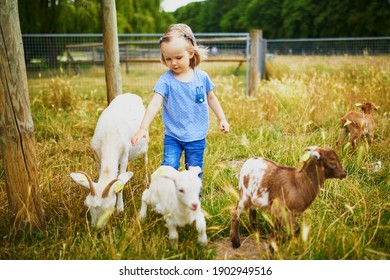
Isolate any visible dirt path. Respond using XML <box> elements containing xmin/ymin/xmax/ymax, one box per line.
<box><xmin>211</xmin><ymin>235</ymin><xmax>270</xmax><ymax>260</ymax></box>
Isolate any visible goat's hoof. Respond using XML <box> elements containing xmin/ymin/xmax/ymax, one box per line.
<box><xmin>231</xmin><ymin>238</ymin><xmax>241</xmax><ymax>249</ymax></box>
<box><xmin>138</xmin><ymin>211</ymin><xmax>146</xmax><ymax>220</ymax></box>
<box><xmin>294</xmin><ymin>226</ymin><xmax>301</xmax><ymax>237</ymax></box>
<box><xmin>268</xmin><ymin>240</ymin><xmax>279</xmax><ymax>254</ymax></box>
<box><xmin>250</xmin><ymin>224</ymin><xmax>258</xmax><ymax>231</ymax></box>
<box><xmin>116</xmin><ymin>211</ymin><xmax>125</xmax><ymax>218</ymax></box>
<box><xmin>169</xmin><ymin>239</ymin><xmax>178</xmax><ymax>249</ymax></box>
<box><xmin>197</xmin><ymin>234</ymin><xmax>208</xmax><ymax>245</ymax></box>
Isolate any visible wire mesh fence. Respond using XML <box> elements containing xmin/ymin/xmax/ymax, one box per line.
<box><xmin>266</xmin><ymin>37</ymin><xmax>390</xmax><ymax>56</ymax></box>
<box><xmin>22</xmin><ymin>34</ymin><xmax>390</xmax><ymax>95</ymax></box>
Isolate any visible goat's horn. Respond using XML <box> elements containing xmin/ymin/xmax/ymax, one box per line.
<box><xmin>304</xmin><ymin>146</ymin><xmax>318</xmax><ymax>152</ymax></box>
<box><xmin>78</xmin><ymin>171</ymin><xmax>96</xmax><ymax>196</ymax></box>
<box><xmin>102</xmin><ymin>179</ymin><xmax>119</xmax><ymax>198</ymax></box>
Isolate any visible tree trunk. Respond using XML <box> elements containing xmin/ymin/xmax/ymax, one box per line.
<box><xmin>0</xmin><ymin>0</ymin><xmax>46</xmax><ymax>232</ymax></box>
<box><xmin>101</xmin><ymin>0</ymin><xmax>122</xmax><ymax>104</ymax></box>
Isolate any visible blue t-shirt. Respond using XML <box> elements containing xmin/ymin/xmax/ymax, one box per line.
<box><xmin>153</xmin><ymin>68</ymin><xmax>215</xmax><ymax>142</ymax></box>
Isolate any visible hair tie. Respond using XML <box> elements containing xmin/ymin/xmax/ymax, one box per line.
<box><xmin>183</xmin><ymin>33</ymin><xmax>195</xmax><ymax>45</ymax></box>
<box><xmin>158</xmin><ymin>36</ymin><xmax>164</xmax><ymax>45</ymax></box>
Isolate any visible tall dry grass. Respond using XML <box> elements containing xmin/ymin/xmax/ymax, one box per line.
<box><xmin>0</xmin><ymin>55</ymin><xmax>388</xmax><ymax>260</ymax></box>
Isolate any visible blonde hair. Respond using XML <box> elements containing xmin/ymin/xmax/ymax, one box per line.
<box><xmin>159</xmin><ymin>23</ymin><xmax>208</xmax><ymax>68</ymax></box>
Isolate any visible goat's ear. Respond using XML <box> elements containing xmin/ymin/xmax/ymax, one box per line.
<box><xmin>355</xmin><ymin>103</ymin><xmax>363</xmax><ymax>107</ymax></box>
<box><xmin>70</xmin><ymin>172</ymin><xmax>91</xmax><ymax>189</ymax></box>
<box><xmin>188</xmin><ymin>166</ymin><xmax>202</xmax><ymax>176</ymax></box>
<box><xmin>300</xmin><ymin>151</ymin><xmax>311</xmax><ymax>162</ymax></box>
<box><xmin>111</xmin><ymin>172</ymin><xmax>134</xmax><ymax>194</ymax></box>
<box><xmin>373</xmin><ymin>104</ymin><xmax>379</xmax><ymax>110</ymax></box>
<box><xmin>112</xmin><ymin>181</ymin><xmax>124</xmax><ymax>193</ymax></box>
<box><xmin>118</xmin><ymin>171</ymin><xmax>134</xmax><ymax>185</ymax></box>
<box><xmin>157</xmin><ymin>167</ymin><xmax>179</xmax><ymax>181</ymax></box>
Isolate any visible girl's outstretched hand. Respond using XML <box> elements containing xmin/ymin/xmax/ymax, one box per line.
<box><xmin>131</xmin><ymin>128</ymin><xmax>149</xmax><ymax>145</ymax></box>
<box><xmin>220</xmin><ymin>119</ymin><xmax>230</xmax><ymax>133</ymax></box>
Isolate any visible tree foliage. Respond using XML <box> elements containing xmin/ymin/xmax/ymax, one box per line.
<box><xmin>17</xmin><ymin>0</ymin><xmax>390</xmax><ymax>38</ymax></box>
<box><xmin>18</xmin><ymin>0</ymin><xmax>173</xmax><ymax>34</ymax></box>
<box><xmin>174</xmin><ymin>0</ymin><xmax>390</xmax><ymax>38</ymax></box>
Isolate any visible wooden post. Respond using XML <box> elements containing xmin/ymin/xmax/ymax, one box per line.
<box><xmin>0</xmin><ymin>0</ymin><xmax>46</xmax><ymax>232</ymax></box>
<box><xmin>249</xmin><ymin>29</ymin><xmax>260</xmax><ymax>97</ymax></box>
<box><xmin>101</xmin><ymin>0</ymin><xmax>122</xmax><ymax>104</ymax></box>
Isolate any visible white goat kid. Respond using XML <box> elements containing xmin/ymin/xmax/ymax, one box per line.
<box><xmin>71</xmin><ymin>93</ymin><xmax>148</xmax><ymax>228</ymax></box>
<box><xmin>139</xmin><ymin>166</ymin><xmax>207</xmax><ymax>245</ymax></box>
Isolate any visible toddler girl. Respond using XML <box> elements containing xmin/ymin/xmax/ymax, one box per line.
<box><xmin>131</xmin><ymin>23</ymin><xmax>229</xmax><ymax>179</ymax></box>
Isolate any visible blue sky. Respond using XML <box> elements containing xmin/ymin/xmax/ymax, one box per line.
<box><xmin>161</xmin><ymin>0</ymin><xmax>204</xmax><ymax>12</ymax></box>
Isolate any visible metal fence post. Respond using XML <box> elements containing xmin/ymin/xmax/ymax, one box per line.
<box><xmin>259</xmin><ymin>31</ymin><xmax>266</xmax><ymax>80</ymax></box>
<box><xmin>245</xmin><ymin>33</ymin><xmax>250</xmax><ymax>96</ymax></box>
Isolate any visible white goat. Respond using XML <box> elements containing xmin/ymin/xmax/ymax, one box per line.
<box><xmin>139</xmin><ymin>165</ymin><xmax>207</xmax><ymax>245</ymax></box>
<box><xmin>231</xmin><ymin>146</ymin><xmax>347</xmax><ymax>248</ymax></box>
<box><xmin>71</xmin><ymin>93</ymin><xmax>148</xmax><ymax>227</ymax></box>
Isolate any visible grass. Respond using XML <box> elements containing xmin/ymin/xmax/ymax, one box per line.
<box><xmin>0</xmin><ymin>55</ymin><xmax>389</xmax><ymax>260</ymax></box>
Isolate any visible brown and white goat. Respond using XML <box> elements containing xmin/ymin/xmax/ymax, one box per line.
<box><xmin>337</xmin><ymin>102</ymin><xmax>378</xmax><ymax>149</ymax></box>
<box><xmin>230</xmin><ymin>146</ymin><xmax>347</xmax><ymax>248</ymax></box>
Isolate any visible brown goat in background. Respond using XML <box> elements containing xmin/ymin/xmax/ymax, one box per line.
<box><xmin>337</xmin><ymin>102</ymin><xmax>378</xmax><ymax>149</ymax></box>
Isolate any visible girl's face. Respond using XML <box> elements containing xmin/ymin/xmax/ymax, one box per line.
<box><xmin>161</xmin><ymin>37</ymin><xmax>194</xmax><ymax>75</ymax></box>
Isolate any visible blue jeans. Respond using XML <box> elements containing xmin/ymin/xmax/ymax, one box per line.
<box><xmin>162</xmin><ymin>135</ymin><xmax>206</xmax><ymax>178</ymax></box>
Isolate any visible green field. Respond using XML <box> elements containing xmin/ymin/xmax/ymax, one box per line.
<box><xmin>0</xmin><ymin>56</ymin><xmax>389</xmax><ymax>260</ymax></box>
